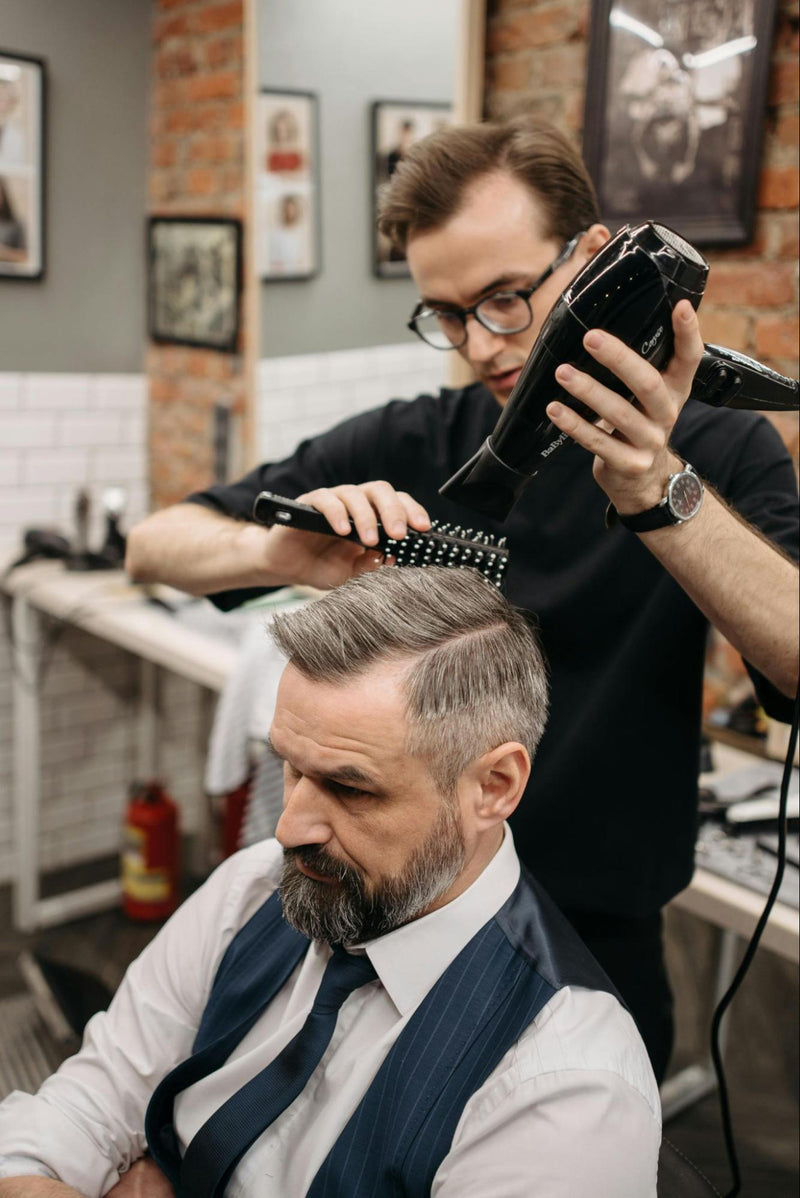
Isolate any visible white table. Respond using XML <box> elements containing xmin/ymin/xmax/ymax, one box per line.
<box><xmin>673</xmin><ymin>864</ymin><xmax>797</xmax><ymax>963</ymax></box>
<box><xmin>3</xmin><ymin>559</ymin><xmax>240</xmax><ymax>932</ymax></box>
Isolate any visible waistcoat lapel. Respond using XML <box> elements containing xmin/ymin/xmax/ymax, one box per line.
<box><xmin>145</xmin><ymin>891</ymin><xmax>309</xmax><ymax>1184</ymax></box>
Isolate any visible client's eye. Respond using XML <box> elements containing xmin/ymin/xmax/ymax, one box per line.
<box><xmin>329</xmin><ymin>781</ymin><xmax>370</xmax><ymax>800</ymax></box>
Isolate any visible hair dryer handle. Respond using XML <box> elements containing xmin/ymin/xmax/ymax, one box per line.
<box><xmin>691</xmin><ymin>344</ymin><xmax>799</xmax><ymax>411</ymax></box>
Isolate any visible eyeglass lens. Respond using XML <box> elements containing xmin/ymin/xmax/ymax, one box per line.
<box><xmin>414</xmin><ymin>292</ymin><xmax>533</xmax><ymax>349</ymax></box>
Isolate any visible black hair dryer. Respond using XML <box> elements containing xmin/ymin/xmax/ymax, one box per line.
<box><xmin>440</xmin><ymin>221</ymin><xmax>799</xmax><ymax>521</ymax></box>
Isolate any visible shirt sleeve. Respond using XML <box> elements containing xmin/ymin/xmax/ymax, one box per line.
<box><xmin>712</xmin><ymin>415</ymin><xmax>799</xmax><ymax>722</ymax></box>
<box><xmin>432</xmin><ymin>988</ymin><xmax>661</xmax><ymax>1198</ymax></box>
<box><xmin>0</xmin><ymin>844</ymin><xmax>281</xmax><ymax>1197</ymax></box>
<box><xmin>719</xmin><ymin>415</ymin><xmax>799</xmax><ymax>564</ymax></box>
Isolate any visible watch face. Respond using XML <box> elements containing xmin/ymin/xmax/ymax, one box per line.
<box><xmin>669</xmin><ymin>471</ymin><xmax>703</xmax><ymax>520</ymax></box>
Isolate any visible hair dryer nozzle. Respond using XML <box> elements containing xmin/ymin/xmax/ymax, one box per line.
<box><xmin>439</xmin><ymin>438</ymin><xmax>534</xmax><ymax>521</ymax></box>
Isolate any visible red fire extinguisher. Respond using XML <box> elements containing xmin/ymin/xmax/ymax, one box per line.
<box><xmin>121</xmin><ymin>781</ymin><xmax>180</xmax><ymax>921</ymax></box>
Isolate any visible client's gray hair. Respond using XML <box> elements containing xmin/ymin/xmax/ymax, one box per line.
<box><xmin>270</xmin><ymin>567</ymin><xmax>548</xmax><ymax>796</ymax></box>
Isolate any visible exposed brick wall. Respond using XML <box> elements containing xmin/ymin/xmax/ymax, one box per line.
<box><xmin>485</xmin><ymin>0</ymin><xmax>799</xmax><ymax>458</ymax></box>
<box><xmin>148</xmin><ymin>0</ymin><xmax>247</xmax><ymax>509</ymax></box>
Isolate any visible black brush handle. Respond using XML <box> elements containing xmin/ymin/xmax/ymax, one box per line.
<box><xmin>252</xmin><ymin>490</ymin><xmax>510</xmax><ymax>589</ymax></box>
<box><xmin>253</xmin><ymin>491</ymin><xmax>389</xmax><ymax>550</ymax></box>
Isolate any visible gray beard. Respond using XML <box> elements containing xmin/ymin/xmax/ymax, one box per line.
<box><xmin>279</xmin><ymin>801</ymin><xmax>466</xmax><ymax>945</ymax></box>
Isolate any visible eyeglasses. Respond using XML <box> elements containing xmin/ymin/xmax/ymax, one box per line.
<box><xmin>407</xmin><ymin>232</ymin><xmax>585</xmax><ymax>350</ymax></box>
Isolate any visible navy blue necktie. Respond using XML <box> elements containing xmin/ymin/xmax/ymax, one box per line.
<box><xmin>179</xmin><ymin>946</ymin><xmax>378</xmax><ymax>1197</ymax></box>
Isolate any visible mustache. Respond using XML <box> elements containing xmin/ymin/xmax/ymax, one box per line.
<box><xmin>285</xmin><ymin>845</ymin><xmax>360</xmax><ymax>884</ymax></box>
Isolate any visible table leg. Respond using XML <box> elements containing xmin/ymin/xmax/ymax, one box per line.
<box><xmin>136</xmin><ymin>658</ymin><xmax>158</xmax><ymax>780</ymax></box>
<box><xmin>12</xmin><ymin>594</ymin><xmax>42</xmax><ymax>932</ymax></box>
<box><xmin>11</xmin><ymin>593</ymin><xmax>122</xmax><ymax>931</ymax></box>
<box><xmin>660</xmin><ymin>926</ymin><xmax>740</xmax><ymax>1121</ymax></box>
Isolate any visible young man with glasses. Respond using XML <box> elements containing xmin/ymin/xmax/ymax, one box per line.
<box><xmin>127</xmin><ymin>116</ymin><xmax>799</xmax><ymax>1083</ymax></box>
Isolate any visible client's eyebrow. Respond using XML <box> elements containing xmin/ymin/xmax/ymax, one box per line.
<box><xmin>325</xmin><ymin>763</ymin><xmax>381</xmax><ymax>790</ymax></box>
<box><xmin>265</xmin><ymin>735</ymin><xmax>382</xmax><ymax>792</ymax></box>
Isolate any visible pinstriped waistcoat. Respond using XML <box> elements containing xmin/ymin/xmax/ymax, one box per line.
<box><xmin>146</xmin><ymin>868</ymin><xmax>617</xmax><ymax>1197</ymax></box>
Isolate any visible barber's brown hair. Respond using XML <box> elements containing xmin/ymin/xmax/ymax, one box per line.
<box><xmin>377</xmin><ymin>116</ymin><xmax>599</xmax><ymax>251</ymax></box>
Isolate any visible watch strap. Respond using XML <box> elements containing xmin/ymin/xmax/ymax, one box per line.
<box><xmin>607</xmin><ymin>500</ymin><xmax>680</xmax><ymax>532</ymax></box>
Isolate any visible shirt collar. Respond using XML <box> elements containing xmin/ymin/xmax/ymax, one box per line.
<box><xmin>361</xmin><ymin>824</ymin><xmax>520</xmax><ymax>1016</ymax></box>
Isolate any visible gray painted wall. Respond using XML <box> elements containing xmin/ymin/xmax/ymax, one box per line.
<box><xmin>259</xmin><ymin>0</ymin><xmax>457</xmax><ymax>357</ymax></box>
<box><xmin>0</xmin><ymin>0</ymin><xmax>150</xmax><ymax>372</ymax></box>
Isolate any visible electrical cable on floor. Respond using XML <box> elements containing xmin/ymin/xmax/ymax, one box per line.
<box><xmin>711</xmin><ymin>687</ymin><xmax>799</xmax><ymax>1198</ymax></box>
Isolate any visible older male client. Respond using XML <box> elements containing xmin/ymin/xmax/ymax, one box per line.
<box><xmin>0</xmin><ymin>568</ymin><xmax>660</xmax><ymax>1197</ymax></box>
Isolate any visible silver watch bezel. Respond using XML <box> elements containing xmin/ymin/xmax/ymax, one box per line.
<box><xmin>666</xmin><ymin>463</ymin><xmax>704</xmax><ymax>523</ymax></box>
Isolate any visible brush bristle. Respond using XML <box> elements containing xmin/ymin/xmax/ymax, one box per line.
<box><xmin>382</xmin><ymin>520</ymin><xmax>508</xmax><ymax>588</ymax></box>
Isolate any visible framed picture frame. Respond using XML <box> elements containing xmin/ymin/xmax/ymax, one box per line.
<box><xmin>147</xmin><ymin>216</ymin><xmax>242</xmax><ymax>353</ymax></box>
<box><xmin>0</xmin><ymin>49</ymin><xmax>46</xmax><ymax>280</ymax></box>
<box><xmin>371</xmin><ymin>100</ymin><xmax>454</xmax><ymax>278</ymax></box>
<box><xmin>582</xmin><ymin>0</ymin><xmax>778</xmax><ymax>246</ymax></box>
<box><xmin>255</xmin><ymin>88</ymin><xmax>320</xmax><ymax>281</ymax></box>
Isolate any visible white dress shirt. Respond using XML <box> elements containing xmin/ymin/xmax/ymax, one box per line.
<box><xmin>0</xmin><ymin>828</ymin><xmax>660</xmax><ymax>1196</ymax></box>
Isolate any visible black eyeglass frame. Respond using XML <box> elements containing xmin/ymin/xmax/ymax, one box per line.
<box><xmin>407</xmin><ymin>231</ymin><xmax>585</xmax><ymax>350</ymax></box>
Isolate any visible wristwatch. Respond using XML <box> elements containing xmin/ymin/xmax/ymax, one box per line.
<box><xmin>606</xmin><ymin>462</ymin><xmax>705</xmax><ymax>532</ymax></box>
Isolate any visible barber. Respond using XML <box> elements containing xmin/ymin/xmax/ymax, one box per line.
<box><xmin>126</xmin><ymin>116</ymin><xmax>800</xmax><ymax>1082</ymax></box>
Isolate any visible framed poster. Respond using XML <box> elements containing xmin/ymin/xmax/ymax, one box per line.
<box><xmin>0</xmin><ymin>50</ymin><xmax>46</xmax><ymax>280</ymax></box>
<box><xmin>148</xmin><ymin>217</ymin><xmax>242</xmax><ymax>353</ymax></box>
<box><xmin>582</xmin><ymin>0</ymin><xmax>778</xmax><ymax>245</ymax></box>
<box><xmin>255</xmin><ymin>89</ymin><xmax>320</xmax><ymax>280</ymax></box>
<box><xmin>371</xmin><ymin>100</ymin><xmax>454</xmax><ymax>278</ymax></box>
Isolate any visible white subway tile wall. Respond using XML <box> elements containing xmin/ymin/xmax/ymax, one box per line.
<box><xmin>0</xmin><ymin>373</ymin><xmax>149</xmax><ymax>554</ymax></box>
<box><xmin>0</xmin><ymin>372</ymin><xmax>207</xmax><ymax>885</ymax></box>
<box><xmin>256</xmin><ymin>342</ymin><xmax>448</xmax><ymax>463</ymax></box>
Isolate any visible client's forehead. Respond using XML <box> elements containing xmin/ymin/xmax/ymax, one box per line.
<box><xmin>271</xmin><ymin>659</ymin><xmax>412</xmax><ymax>768</ymax></box>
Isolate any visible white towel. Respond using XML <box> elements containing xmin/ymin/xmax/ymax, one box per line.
<box><xmin>204</xmin><ymin>616</ymin><xmax>288</xmax><ymax>796</ymax></box>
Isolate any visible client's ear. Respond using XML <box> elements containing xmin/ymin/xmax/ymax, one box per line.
<box><xmin>468</xmin><ymin>742</ymin><xmax>530</xmax><ymax>827</ymax></box>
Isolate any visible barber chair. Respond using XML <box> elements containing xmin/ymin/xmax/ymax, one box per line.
<box><xmin>657</xmin><ymin>1137</ymin><xmax>721</xmax><ymax>1196</ymax></box>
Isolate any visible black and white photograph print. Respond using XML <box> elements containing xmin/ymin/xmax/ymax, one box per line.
<box><xmin>148</xmin><ymin>217</ymin><xmax>242</xmax><ymax>353</ymax></box>
<box><xmin>582</xmin><ymin>0</ymin><xmax>777</xmax><ymax>245</ymax></box>
<box><xmin>371</xmin><ymin>100</ymin><xmax>453</xmax><ymax>278</ymax></box>
<box><xmin>0</xmin><ymin>50</ymin><xmax>46</xmax><ymax>279</ymax></box>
